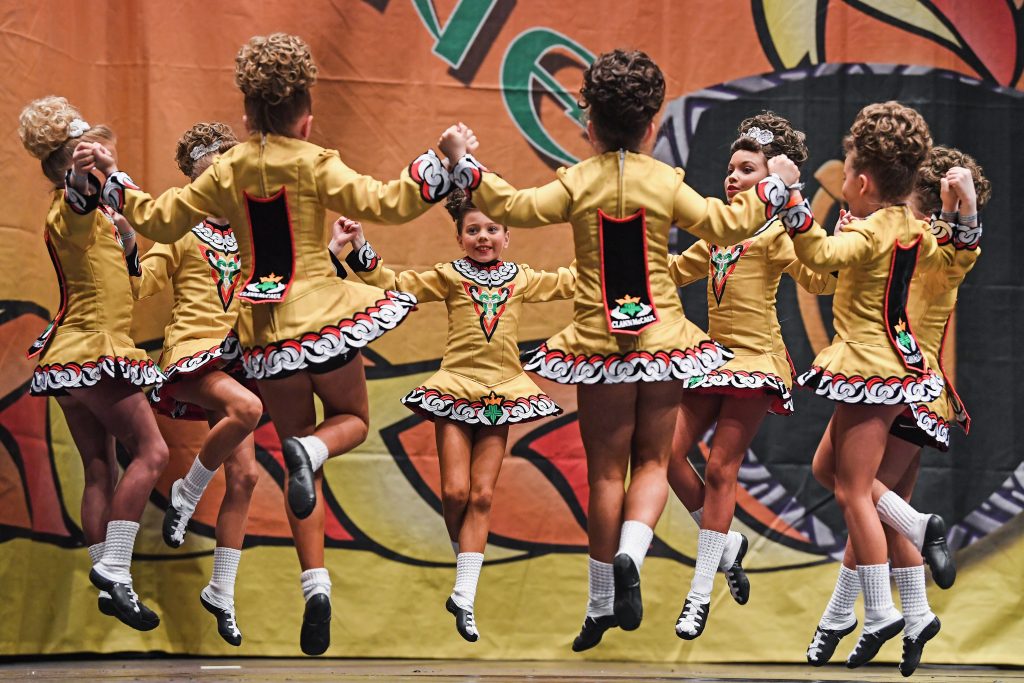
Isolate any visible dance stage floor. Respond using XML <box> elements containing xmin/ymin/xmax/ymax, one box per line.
<box><xmin>0</xmin><ymin>659</ymin><xmax>1020</xmax><ymax>682</ymax></box>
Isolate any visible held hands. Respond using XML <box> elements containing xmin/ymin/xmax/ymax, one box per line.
<box><xmin>767</xmin><ymin>154</ymin><xmax>799</xmax><ymax>187</ymax></box>
<box><xmin>833</xmin><ymin>208</ymin><xmax>858</xmax><ymax>235</ymax></box>
<box><xmin>438</xmin><ymin>122</ymin><xmax>478</xmax><ymax>164</ymax></box>
<box><xmin>329</xmin><ymin>216</ymin><xmax>365</xmax><ymax>256</ymax></box>
<box><xmin>944</xmin><ymin>166</ymin><xmax>977</xmax><ymax>217</ymax></box>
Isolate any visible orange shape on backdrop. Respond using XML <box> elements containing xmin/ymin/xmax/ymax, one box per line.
<box><xmin>930</xmin><ymin>0</ymin><xmax>1018</xmax><ymax>84</ymax></box>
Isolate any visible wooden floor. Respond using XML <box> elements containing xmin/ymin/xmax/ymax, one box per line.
<box><xmin>0</xmin><ymin>659</ymin><xmax>1020</xmax><ymax>682</ymax></box>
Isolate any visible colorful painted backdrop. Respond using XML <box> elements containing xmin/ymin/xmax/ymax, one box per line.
<box><xmin>1</xmin><ymin>0</ymin><xmax>1022</xmax><ymax>664</ymax></box>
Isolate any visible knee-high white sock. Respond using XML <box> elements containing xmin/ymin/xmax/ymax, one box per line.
<box><xmin>96</xmin><ymin>520</ymin><xmax>139</xmax><ymax>583</ymax></box>
<box><xmin>876</xmin><ymin>491</ymin><xmax>928</xmax><ymax>550</ymax></box>
<box><xmin>893</xmin><ymin>565</ymin><xmax>934</xmax><ymax>639</ymax></box>
<box><xmin>296</xmin><ymin>435</ymin><xmax>330</xmax><ymax>472</ymax></box>
<box><xmin>616</xmin><ymin>520</ymin><xmax>654</xmax><ymax>569</ymax></box>
<box><xmin>719</xmin><ymin>530</ymin><xmax>743</xmax><ymax>570</ymax></box>
<box><xmin>179</xmin><ymin>456</ymin><xmax>217</xmax><ymax>509</ymax></box>
<box><xmin>690</xmin><ymin>507</ymin><xmax>703</xmax><ymax>526</ymax></box>
<box><xmin>858</xmin><ymin>563</ymin><xmax>901</xmax><ymax>631</ymax></box>
<box><xmin>452</xmin><ymin>552</ymin><xmax>484</xmax><ymax>610</ymax></box>
<box><xmin>586</xmin><ymin>557</ymin><xmax>614</xmax><ymax>618</ymax></box>
<box><xmin>301</xmin><ymin>567</ymin><xmax>331</xmax><ymax>600</ymax></box>
<box><xmin>207</xmin><ymin>547</ymin><xmax>242</xmax><ymax>604</ymax></box>
<box><xmin>689</xmin><ymin>529</ymin><xmax>727</xmax><ymax>603</ymax></box>
<box><xmin>820</xmin><ymin>564</ymin><xmax>860</xmax><ymax>630</ymax></box>
<box><xmin>88</xmin><ymin>543</ymin><xmax>110</xmax><ymax>599</ymax></box>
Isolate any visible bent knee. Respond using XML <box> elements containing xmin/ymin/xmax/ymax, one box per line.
<box><xmin>468</xmin><ymin>487</ymin><xmax>494</xmax><ymax>512</ymax></box>
<box><xmin>228</xmin><ymin>466</ymin><xmax>260</xmax><ymax>494</ymax></box>
<box><xmin>230</xmin><ymin>396</ymin><xmax>264</xmax><ymax>432</ymax></box>
<box><xmin>442</xmin><ymin>486</ymin><xmax>470</xmax><ymax>510</ymax></box>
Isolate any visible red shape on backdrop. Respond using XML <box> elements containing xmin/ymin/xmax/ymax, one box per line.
<box><xmin>931</xmin><ymin>0</ymin><xmax>1018</xmax><ymax>85</ymax></box>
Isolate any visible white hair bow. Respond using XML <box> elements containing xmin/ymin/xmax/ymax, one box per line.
<box><xmin>189</xmin><ymin>139</ymin><xmax>222</xmax><ymax>161</ymax></box>
<box><xmin>744</xmin><ymin>126</ymin><xmax>774</xmax><ymax>145</ymax></box>
<box><xmin>68</xmin><ymin>118</ymin><xmax>90</xmax><ymax>139</ymax></box>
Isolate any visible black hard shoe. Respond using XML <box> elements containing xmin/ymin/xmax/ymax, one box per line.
<box><xmin>899</xmin><ymin>616</ymin><xmax>941</xmax><ymax>677</ymax></box>
<box><xmin>446</xmin><ymin>596</ymin><xmax>480</xmax><ymax>642</ymax></box>
<box><xmin>98</xmin><ymin>591</ymin><xmax>116</xmax><ymax>617</ymax></box>
<box><xmin>572</xmin><ymin>614</ymin><xmax>617</xmax><ymax>652</ymax></box>
<box><xmin>282</xmin><ymin>437</ymin><xmax>317</xmax><ymax>519</ymax></box>
<box><xmin>847</xmin><ymin>617</ymin><xmax>905</xmax><ymax>668</ymax></box>
<box><xmin>201</xmin><ymin>589</ymin><xmax>242</xmax><ymax>647</ymax></box>
<box><xmin>300</xmin><ymin>593</ymin><xmax>332</xmax><ymax>655</ymax></box>
<box><xmin>675</xmin><ymin>596</ymin><xmax>711</xmax><ymax>640</ymax></box>
<box><xmin>162</xmin><ymin>479</ymin><xmax>193</xmax><ymax>548</ymax></box>
<box><xmin>723</xmin><ymin>533</ymin><xmax>750</xmax><ymax>605</ymax></box>
<box><xmin>922</xmin><ymin>515</ymin><xmax>956</xmax><ymax>589</ymax></box>
<box><xmin>88</xmin><ymin>568</ymin><xmax>160</xmax><ymax>631</ymax></box>
<box><xmin>612</xmin><ymin>553</ymin><xmax>642</xmax><ymax>631</ymax></box>
<box><xmin>806</xmin><ymin>620</ymin><xmax>857</xmax><ymax>666</ymax></box>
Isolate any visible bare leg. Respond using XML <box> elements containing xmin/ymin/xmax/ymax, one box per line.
<box><xmin>622</xmin><ymin>380</ymin><xmax>683</xmax><ymax>526</ymax></box>
<box><xmin>435</xmin><ymin>420</ymin><xmax>472</xmax><ymax>544</ymax></box>
<box><xmin>171</xmin><ymin>371</ymin><xmax>262</xmax><ymax>470</ymax></box>
<box><xmin>667</xmin><ymin>393</ymin><xmax>720</xmax><ymax>513</ymax></box>
<box><xmin>214</xmin><ymin>431</ymin><xmax>259</xmax><ymax>550</ymax></box>
<box><xmin>701</xmin><ymin>395</ymin><xmax>771</xmax><ymax>533</ymax></box>
<box><xmin>458</xmin><ymin>425</ymin><xmax>508</xmax><ymax>553</ymax></box>
<box><xmin>58</xmin><ymin>396</ymin><xmax>117</xmax><ymax>545</ymax></box>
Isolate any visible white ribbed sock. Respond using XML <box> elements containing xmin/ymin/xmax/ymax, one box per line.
<box><xmin>452</xmin><ymin>552</ymin><xmax>484</xmax><ymax>610</ymax></box>
<box><xmin>616</xmin><ymin>520</ymin><xmax>654</xmax><ymax>569</ymax></box>
<box><xmin>95</xmin><ymin>520</ymin><xmax>139</xmax><ymax>583</ymax></box>
<box><xmin>179</xmin><ymin>456</ymin><xmax>217</xmax><ymax>508</ymax></box>
<box><xmin>820</xmin><ymin>564</ymin><xmax>860</xmax><ymax>630</ymax></box>
<box><xmin>207</xmin><ymin>547</ymin><xmax>242</xmax><ymax>603</ymax></box>
<box><xmin>451</xmin><ymin>540</ymin><xmax>460</xmax><ymax>557</ymax></box>
<box><xmin>859</xmin><ymin>563</ymin><xmax>901</xmax><ymax>631</ymax></box>
<box><xmin>877</xmin><ymin>491</ymin><xmax>929</xmax><ymax>550</ymax></box>
<box><xmin>690</xmin><ymin>507</ymin><xmax>703</xmax><ymax>526</ymax></box>
<box><xmin>301</xmin><ymin>567</ymin><xmax>332</xmax><ymax>600</ymax></box>
<box><xmin>689</xmin><ymin>529</ymin><xmax>727</xmax><ymax>603</ymax></box>
<box><xmin>296</xmin><ymin>435</ymin><xmax>330</xmax><ymax>472</ymax></box>
<box><xmin>88</xmin><ymin>543</ymin><xmax>110</xmax><ymax>600</ymax></box>
<box><xmin>893</xmin><ymin>565</ymin><xmax>935</xmax><ymax>640</ymax></box>
<box><xmin>719</xmin><ymin>530</ymin><xmax>742</xmax><ymax>570</ymax></box>
<box><xmin>586</xmin><ymin>557</ymin><xmax>615</xmax><ymax>618</ymax></box>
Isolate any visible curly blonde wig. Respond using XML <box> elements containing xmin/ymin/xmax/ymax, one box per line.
<box><xmin>235</xmin><ymin>33</ymin><xmax>318</xmax><ymax>135</ymax></box>
<box><xmin>915</xmin><ymin>146</ymin><xmax>992</xmax><ymax>216</ymax></box>
<box><xmin>579</xmin><ymin>49</ymin><xmax>665</xmax><ymax>151</ymax></box>
<box><xmin>175</xmin><ymin>122</ymin><xmax>240</xmax><ymax>179</ymax></box>
<box><xmin>19</xmin><ymin>96</ymin><xmax>114</xmax><ymax>186</ymax></box>
<box><xmin>843</xmin><ymin>101</ymin><xmax>932</xmax><ymax>203</ymax></box>
<box><xmin>732</xmin><ymin>111</ymin><xmax>809</xmax><ymax>168</ymax></box>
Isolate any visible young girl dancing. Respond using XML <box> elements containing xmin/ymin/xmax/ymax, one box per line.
<box><xmin>84</xmin><ymin>33</ymin><xmax>452</xmax><ymax>655</ymax></box>
<box><xmin>665</xmin><ymin>112</ymin><xmax>836</xmax><ymax>640</ymax></box>
<box><xmin>806</xmin><ymin>150</ymin><xmax>986</xmax><ymax>676</ymax></box>
<box><xmin>127</xmin><ymin>122</ymin><xmax>263</xmax><ymax>646</ymax></box>
<box><xmin>19</xmin><ymin>97</ymin><xmax>167</xmax><ymax>631</ymax></box>
<box><xmin>785</xmin><ymin>102</ymin><xmax>957</xmax><ymax>668</ymax></box>
<box><xmin>437</xmin><ymin>49</ymin><xmax>806</xmax><ymax>650</ymax></box>
<box><xmin>329</xmin><ymin>189</ymin><xmax>575</xmax><ymax>642</ymax></box>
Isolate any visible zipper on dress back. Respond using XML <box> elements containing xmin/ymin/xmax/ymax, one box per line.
<box><xmin>617</xmin><ymin>149</ymin><xmax>626</xmax><ymax>218</ymax></box>
<box><xmin>258</xmin><ymin>133</ymin><xmax>269</xmax><ymax>196</ymax></box>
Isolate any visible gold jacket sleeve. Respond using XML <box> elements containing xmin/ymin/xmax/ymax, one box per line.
<box><xmin>915</xmin><ymin>228</ymin><xmax>957</xmax><ymax>272</ymax></box>
<box><xmin>352</xmin><ymin>255</ymin><xmax>449</xmax><ymax>303</ymax></box>
<box><xmin>470</xmin><ymin>173</ymin><xmax>572</xmax><ymax>227</ymax></box>
<box><xmin>668</xmin><ymin>241</ymin><xmax>710</xmax><ymax>287</ymax></box>
<box><xmin>120</xmin><ymin>166</ymin><xmax>221</xmax><ymax>244</ymax></box>
<box><xmin>672</xmin><ymin>175</ymin><xmax>769</xmax><ymax>247</ymax></box>
<box><xmin>769</xmin><ymin>228</ymin><xmax>837</xmax><ymax>294</ymax></box>
<box><xmin>521</xmin><ymin>261</ymin><xmax>577</xmax><ymax>303</ymax></box>
<box><xmin>315</xmin><ymin>151</ymin><xmax>435</xmax><ymax>224</ymax></box>
<box><xmin>131</xmin><ymin>240</ymin><xmax>183</xmax><ymax>300</ymax></box>
<box><xmin>790</xmin><ymin>221</ymin><xmax>875</xmax><ymax>272</ymax></box>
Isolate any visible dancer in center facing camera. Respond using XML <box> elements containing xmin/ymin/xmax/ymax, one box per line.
<box><xmin>329</xmin><ymin>189</ymin><xmax>575</xmax><ymax>643</ymax></box>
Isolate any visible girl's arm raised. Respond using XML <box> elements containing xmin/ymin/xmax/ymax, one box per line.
<box><xmin>768</xmin><ymin>228</ymin><xmax>837</xmax><ymax>294</ymax></box>
<box><xmin>129</xmin><ymin>239</ymin><xmax>185</xmax><ymax>300</ymax></box>
<box><xmin>668</xmin><ymin>241</ymin><xmax>710</xmax><ymax>287</ymax></box>
<box><xmin>520</xmin><ymin>261</ymin><xmax>577</xmax><ymax>303</ymax></box>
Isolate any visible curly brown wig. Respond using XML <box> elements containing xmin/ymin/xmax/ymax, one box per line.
<box><xmin>731</xmin><ymin>111</ymin><xmax>808</xmax><ymax>168</ymax></box>
<box><xmin>18</xmin><ymin>96</ymin><xmax>114</xmax><ymax>186</ymax></box>
<box><xmin>843</xmin><ymin>101</ymin><xmax>932</xmax><ymax>203</ymax></box>
<box><xmin>445</xmin><ymin>188</ymin><xmax>504</xmax><ymax>234</ymax></box>
<box><xmin>235</xmin><ymin>33</ymin><xmax>318</xmax><ymax>135</ymax></box>
<box><xmin>579</xmin><ymin>49</ymin><xmax>665</xmax><ymax>152</ymax></box>
<box><xmin>914</xmin><ymin>146</ymin><xmax>991</xmax><ymax>216</ymax></box>
<box><xmin>175</xmin><ymin>122</ymin><xmax>240</xmax><ymax>179</ymax></box>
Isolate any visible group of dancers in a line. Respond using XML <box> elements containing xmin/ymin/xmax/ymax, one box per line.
<box><xmin>19</xmin><ymin>32</ymin><xmax>984</xmax><ymax>674</ymax></box>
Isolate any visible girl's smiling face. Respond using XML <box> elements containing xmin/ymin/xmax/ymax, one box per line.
<box><xmin>724</xmin><ymin>149</ymin><xmax>768</xmax><ymax>202</ymax></box>
<box><xmin>457</xmin><ymin>209</ymin><xmax>509</xmax><ymax>262</ymax></box>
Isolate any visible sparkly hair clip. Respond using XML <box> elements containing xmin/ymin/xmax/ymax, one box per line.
<box><xmin>68</xmin><ymin>118</ymin><xmax>90</xmax><ymax>139</ymax></box>
<box><xmin>744</xmin><ymin>126</ymin><xmax>774</xmax><ymax>145</ymax></box>
<box><xmin>189</xmin><ymin>139</ymin><xmax>222</xmax><ymax>161</ymax></box>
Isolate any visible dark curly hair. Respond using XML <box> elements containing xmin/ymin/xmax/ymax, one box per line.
<box><xmin>235</xmin><ymin>33</ymin><xmax>317</xmax><ymax>135</ymax></box>
<box><xmin>579</xmin><ymin>49</ymin><xmax>665</xmax><ymax>152</ymax></box>
<box><xmin>843</xmin><ymin>101</ymin><xmax>932</xmax><ymax>204</ymax></box>
<box><xmin>175</xmin><ymin>122</ymin><xmax>239</xmax><ymax>179</ymax></box>
<box><xmin>914</xmin><ymin>146</ymin><xmax>991</xmax><ymax>216</ymax></box>
<box><xmin>445</xmin><ymin>188</ymin><xmax>504</xmax><ymax>234</ymax></box>
<box><xmin>730</xmin><ymin>111</ymin><xmax>808</xmax><ymax>168</ymax></box>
